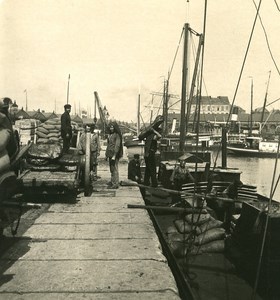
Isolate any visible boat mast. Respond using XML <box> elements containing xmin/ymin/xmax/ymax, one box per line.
<box><xmin>179</xmin><ymin>23</ymin><xmax>190</xmax><ymax>152</ymax></box>
<box><xmin>163</xmin><ymin>77</ymin><xmax>169</xmax><ymax>137</ymax></box>
<box><xmin>66</xmin><ymin>74</ymin><xmax>70</xmax><ymax>105</ymax></box>
<box><xmin>260</xmin><ymin>70</ymin><xmax>271</xmax><ymax>131</ymax></box>
<box><xmin>137</xmin><ymin>93</ymin><xmax>141</xmax><ymax>136</ymax></box>
<box><xmin>249</xmin><ymin>77</ymin><xmax>253</xmax><ymax>136</ymax></box>
<box><xmin>187</xmin><ymin>33</ymin><xmax>203</xmax><ymax>134</ymax></box>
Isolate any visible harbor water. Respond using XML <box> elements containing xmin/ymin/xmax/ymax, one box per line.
<box><xmin>212</xmin><ymin>151</ymin><xmax>280</xmax><ymax>202</ymax></box>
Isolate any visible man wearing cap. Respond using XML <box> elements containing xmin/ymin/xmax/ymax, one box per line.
<box><xmin>170</xmin><ymin>154</ymin><xmax>195</xmax><ymax>203</ymax></box>
<box><xmin>138</xmin><ymin>126</ymin><xmax>162</xmax><ymax>188</ymax></box>
<box><xmin>61</xmin><ymin>104</ymin><xmax>72</xmax><ymax>153</ymax></box>
<box><xmin>128</xmin><ymin>154</ymin><xmax>142</xmax><ymax>183</ymax></box>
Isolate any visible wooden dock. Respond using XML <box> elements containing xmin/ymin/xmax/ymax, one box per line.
<box><xmin>0</xmin><ymin>161</ymin><xmax>181</xmax><ymax>299</ymax></box>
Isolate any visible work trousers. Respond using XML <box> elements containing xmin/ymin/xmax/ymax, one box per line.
<box><xmin>109</xmin><ymin>157</ymin><xmax>119</xmax><ymax>187</ymax></box>
<box><xmin>62</xmin><ymin>137</ymin><xmax>71</xmax><ymax>153</ymax></box>
<box><xmin>144</xmin><ymin>154</ymin><xmax>157</xmax><ymax>187</ymax></box>
<box><xmin>90</xmin><ymin>151</ymin><xmax>98</xmax><ymax>178</ymax></box>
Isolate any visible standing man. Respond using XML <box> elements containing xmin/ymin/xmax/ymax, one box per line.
<box><xmin>105</xmin><ymin>121</ymin><xmax>123</xmax><ymax>189</ymax></box>
<box><xmin>89</xmin><ymin>123</ymin><xmax>101</xmax><ymax>180</ymax></box>
<box><xmin>128</xmin><ymin>154</ymin><xmax>142</xmax><ymax>183</ymax></box>
<box><xmin>138</xmin><ymin>126</ymin><xmax>162</xmax><ymax>188</ymax></box>
<box><xmin>222</xmin><ymin>179</ymin><xmax>243</xmax><ymax>233</ymax></box>
<box><xmin>61</xmin><ymin>104</ymin><xmax>72</xmax><ymax>153</ymax></box>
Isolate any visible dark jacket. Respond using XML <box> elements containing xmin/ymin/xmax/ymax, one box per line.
<box><xmin>61</xmin><ymin>111</ymin><xmax>72</xmax><ymax>139</ymax></box>
<box><xmin>128</xmin><ymin>159</ymin><xmax>141</xmax><ymax>181</ymax></box>
<box><xmin>138</xmin><ymin>130</ymin><xmax>158</xmax><ymax>158</ymax></box>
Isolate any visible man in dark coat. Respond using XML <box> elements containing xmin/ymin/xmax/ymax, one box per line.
<box><xmin>138</xmin><ymin>126</ymin><xmax>162</xmax><ymax>187</ymax></box>
<box><xmin>128</xmin><ymin>154</ymin><xmax>142</xmax><ymax>183</ymax></box>
<box><xmin>61</xmin><ymin>104</ymin><xmax>72</xmax><ymax>153</ymax></box>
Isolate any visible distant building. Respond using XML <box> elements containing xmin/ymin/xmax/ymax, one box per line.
<box><xmin>190</xmin><ymin>96</ymin><xmax>230</xmax><ymax>114</ymax></box>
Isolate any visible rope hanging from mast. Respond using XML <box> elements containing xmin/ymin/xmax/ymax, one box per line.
<box><xmin>226</xmin><ymin>0</ymin><xmax>263</xmax><ymax>126</ymax></box>
<box><xmin>212</xmin><ymin>0</ymin><xmax>263</xmax><ymax>170</ymax></box>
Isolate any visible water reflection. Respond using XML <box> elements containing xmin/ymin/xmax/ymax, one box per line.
<box><xmin>212</xmin><ymin>151</ymin><xmax>280</xmax><ymax>201</ymax></box>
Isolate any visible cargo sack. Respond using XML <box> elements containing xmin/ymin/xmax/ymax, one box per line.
<box><xmin>37</xmin><ymin>126</ymin><xmax>49</xmax><ymax>134</ymax></box>
<box><xmin>199</xmin><ymin>240</ymin><xmax>225</xmax><ymax>253</ymax></box>
<box><xmin>36</xmin><ymin>138</ymin><xmax>50</xmax><ymax>144</ymax></box>
<box><xmin>166</xmin><ymin>225</ymin><xmax>179</xmax><ymax>235</ymax></box>
<box><xmin>174</xmin><ymin>219</ymin><xmax>195</xmax><ymax>234</ymax></box>
<box><xmin>37</xmin><ymin>131</ymin><xmax>48</xmax><ymax>139</ymax></box>
<box><xmin>43</xmin><ymin>124</ymin><xmax>56</xmax><ymax>130</ymax></box>
<box><xmin>27</xmin><ymin>143</ymin><xmax>63</xmax><ymax>159</ymax></box>
<box><xmin>185</xmin><ymin>213</ymin><xmax>211</xmax><ymax>226</ymax></box>
<box><xmin>48</xmin><ymin>129</ymin><xmax>60</xmax><ymax>134</ymax></box>
<box><xmin>196</xmin><ymin>217</ymin><xmax>223</xmax><ymax>235</ymax></box>
<box><xmin>47</xmin><ymin>132</ymin><xmax>60</xmax><ymax>138</ymax></box>
<box><xmin>0</xmin><ymin>129</ymin><xmax>10</xmax><ymax>152</ymax></box>
<box><xmin>49</xmin><ymin>137</ymin><xmax>60</xmax><ymax>142</ymax></box>
<box><xmin>170</xmin><ymin>240</ymin><xmax>198</xmax><ymax>258</ymax></box>
<box><xmin>45</xmin><ymin>119</ymin><xmax>59</xmax><ymax>125</ymax></box>
<box><xmin>168</xmin><ymin>232</ymin><xmax>191</xmax><ymax>243</ymax></box>
<box><xmin>138</xmin><ymin>115</ymin><xmax>164</xmax><ymax>140</ymax></box>
<box><xmin>195</xmin><ymin>227</ymin><xmax>225</xmax><ymax>246</ymax></box>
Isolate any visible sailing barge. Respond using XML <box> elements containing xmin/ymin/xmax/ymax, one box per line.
<box><xmin>130</xmin><ymin>149</ymin><xmax>280</xmax><ymax>299</ymax></box>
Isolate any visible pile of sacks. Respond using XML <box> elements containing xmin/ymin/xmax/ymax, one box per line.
<box><xmin>36</xmin><ymin>118</ymin><xmax>62</xmax><ymax>144</ymax></box>
<box><xmin>167</xmin><ymin>212</ymin><xmax>225</xmax><ymax>258</ymax></box>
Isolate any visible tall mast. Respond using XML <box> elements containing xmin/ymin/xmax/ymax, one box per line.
<box><xmin>187</xmin><ymin>34</ymin><xmax>203</xmax><ymax>133</ymax></box>
<box><xmin>179</xmin><ymin>23</ymin><xmax>189</xmax><ymax>152</ymax></box>
<box><xmin>137</xmin><ymin>93</ymin><xmax>141</xmax><ymax>135</ymax></box>
<box><xmin>260</xmin><ymin>70</ymin><xmax>271</xmax><ymax>130</ymax></box>
<box><xmin>66</xmin><ymin>74</ymin><xmax>70</xmax><ymax>104</ymax></box>
<box><xmin>163</xmin><ymin>78</ymin><xmax>169</xmax><ymax>137</ymax></box>
<box><xmin>94</xmin><ymin>93</ymin><xmax>97</xmax><ymax>123</ymax></box>
<box><xmin>250</xmin><ymin>77</ymin><xmax>253</xmax><ymax>136</ymax></box>
<box><xmin>24</xmin><ymin>89</ymin><xmax>28</xmax><ymax>111</ymax></box>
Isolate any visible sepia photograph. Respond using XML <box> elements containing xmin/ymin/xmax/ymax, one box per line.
<box><xmin>0</xmin><ymin>1</ymin><xmax>280</xmax><ymax>299</ymax></box>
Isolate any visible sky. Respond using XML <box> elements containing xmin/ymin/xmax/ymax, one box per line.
<box><xmin>0</xmin><ymin>0</ymin><xmax>280</xmax><ymax>122</ymax></box>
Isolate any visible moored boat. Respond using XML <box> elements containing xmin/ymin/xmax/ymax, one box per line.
<box><xmin>227</xmin><ymin>136</ymin><xmax>279</xmax><ymax>158</ymax></box>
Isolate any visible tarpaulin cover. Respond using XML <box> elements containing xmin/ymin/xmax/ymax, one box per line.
<box><xmin>27</xmin><ymin>143</ymin><xmax>63</xmax><ymax>160</ymax></box>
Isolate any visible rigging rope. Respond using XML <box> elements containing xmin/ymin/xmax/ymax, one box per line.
<box><xmin>168</xmin><ymin>28</ymin><xmax>184</xmax><ymax>82</ymax></box>
<box><xmin>274</xmin><ymin>0</ymin><xmax>280</xmax><ymax>11</ymax></box>
<box><xmin>212</xmin><ymin>0</ymin><xmax>263</xmax><ymax>170</ymax></box>
<box><xmin>251</xmin><ymin>137</ymin><xmax>280</xmax><ymax>299</ymax></box>
<box><xmin>226</xmin><ymin>0</ymin><xmax>263</xmax><ymax>126</ymax></box>
<box><xmin>252</xmin><ymin>0</ymin><xmax>280</xmax><ymax>77</ymax></box>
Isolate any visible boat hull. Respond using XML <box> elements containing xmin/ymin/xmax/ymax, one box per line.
<box><xmin>227</xmin><ymin>146</ymin><xmax>278</xmax><ymax>158</ymax></box>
